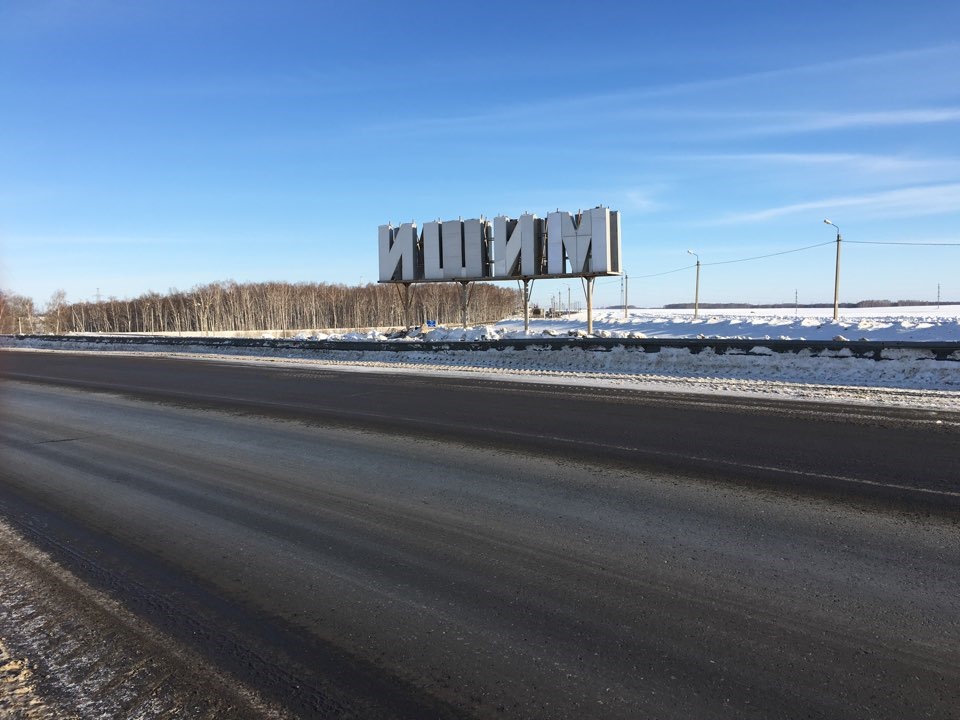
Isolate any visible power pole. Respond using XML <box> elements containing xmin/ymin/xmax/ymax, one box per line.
<box><xmin>833</xmin><ymin>232</ymin><xmax>841</xmax><ymax>321</ymax></box>
<box><xmin>687</xmin><ymin>250</ymin><xmax>700</xmax><ymax>319</ymax></box>
<box><xmin>938</xmin><ymin>283</ymin><xmax>941</xmax><ymax>309</ymax></box>
<box><xmin>623</xmin><ymin>274</ymin><xmax>629</xmax><ymax>319</ymax></box>
<box><xmin>694</xmin><ymin>261</ymin><xmax>700</xmax><ymax>319</ymax></box>
<box><xmin>824</xmin><ymin>220</ymin><xmax>841</xmax><ymax>321</ymax></box>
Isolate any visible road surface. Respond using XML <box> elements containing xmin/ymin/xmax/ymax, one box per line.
<box><xmin>1</xmin><ymin>350</ymin><xmax>958</xmax><ymax>719</ymax></box>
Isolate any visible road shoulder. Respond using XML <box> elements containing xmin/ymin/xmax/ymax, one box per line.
<box><xmin>0</xmin><ymin>517</ymin><xmax>288</xmax><ymax>720</ymax></box>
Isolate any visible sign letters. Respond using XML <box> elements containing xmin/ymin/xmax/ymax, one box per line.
<box><xmin>379</xmin><ymin>207</ymin><xmax>621</xmax><ymax>283</ymax></box>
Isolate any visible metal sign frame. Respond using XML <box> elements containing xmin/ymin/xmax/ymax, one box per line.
<box><xmin>378</xmin><ymin>207</ymin><xmax>622</xmax><ymax>333</ymax></box>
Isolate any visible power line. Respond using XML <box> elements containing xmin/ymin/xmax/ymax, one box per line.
<box><xmin>845</xmin><ymin>240</ymin><xmax>960</xmax><ymax>246</ymax></box>
<box><xmin>702</xmin><ymin>240</ymin><xmax>835</xmax><ymax>267</ymax></box>
<box><xmin>630</xmin><ymin>239</ymin><xmax>833</xmax><ymax>280</ymax></box>
<box><xmin>579</xmin><ymin>236</ymin><xmax>956</xmax><ymax>290</ymax></box>
<box><xmin>632</xmin><ymin>263</ymin><xmax>697</xmax><ymax>279</ymax></box>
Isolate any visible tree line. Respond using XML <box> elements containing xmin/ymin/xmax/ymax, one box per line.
<box><xmin>0</xmin><ymin>281</ymin><xmax>522</xmax><ymax>335</ymax></box>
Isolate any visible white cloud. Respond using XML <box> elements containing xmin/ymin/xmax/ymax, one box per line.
<box><xmin>621</xmin><ymin>189</ymin><xmax>660</xmax><ymax>213</ymax></box>
<box><xmin>683</xmin><ymin>152</ymin><xmax>958</xmax><ymax>174</ymax></box>
<box><xmin>746</xmin><ymin>108</ymin><xmax>960</xmax><ymax>135</ymax></box>
<box><xmin>706</xmin><ymin>183</ymin><xmax>960</xmax><ymax>225</ymax></box>
<box><xmin>365</xmin><ymin>44</ymin><xmax>960</xmax><ymax>138</ymax></box>
<box><xmin>3</xmin><ymin>233</ymin><xmax>172</xmax><ymax>248</ymax></box>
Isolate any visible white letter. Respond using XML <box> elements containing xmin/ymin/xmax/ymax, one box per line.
<box><xmin>547</xmin><ymin>208</ymin><xmax>617</xmax><ymax>274</ymax></box>
<box><xmin>422</xmin><ymin>221</ymin><xmax>443</xmax><ymax>280</ymax></box>
<box><xmin>493</xmin><ymin>214</ymin><xmax>542</xmax><ymax>278</ymax></box>
<box><xmin>378</xmin><ymin>223</ymin><xmax>418</xmax><ymax>281</ymax></box>
<box><xmin>463</xmin><ymin>218</ymin><xmax>490</xmax><ymax>278</ymax></box>
<box><xmin>442</xmin><ymin>220</ymin><xmax>466</xmax><ymax>278</ymax></box>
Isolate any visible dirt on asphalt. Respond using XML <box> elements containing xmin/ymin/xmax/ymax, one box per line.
<box><xmin>0</xmin><ymin>517</ymin><xmax>287</xmax><ymax>720</ymax></box>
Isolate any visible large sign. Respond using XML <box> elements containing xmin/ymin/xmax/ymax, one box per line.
<box><xmin>379</xmin><ymin>207</ymin><xmax>621</xmax><ymax>283</ymax></box>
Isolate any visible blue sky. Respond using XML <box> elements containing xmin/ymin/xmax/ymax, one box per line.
<box><xmin>2</xmin><ymin>0</ymin><xmax>958</xmax><ymax>310</ymax></box>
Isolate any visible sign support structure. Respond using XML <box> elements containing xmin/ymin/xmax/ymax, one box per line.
<box><xmin>394</xmin><ymin>283</ymin><xmax>414</xmax><ymax>328</ymax></box>
<box><xmin>459</xmin><ymin>282</ymin><xmax>471</xmax><ymax>329</ymax></box>
<box><xmin>522</xmin><ymin>279</ymin><xmax>534</xmax><ymax>335</ymax></box>
<box><xmin>585</xmin><ymin>277</ymin><xmax>595</xmax><ymax>335</ymax></box>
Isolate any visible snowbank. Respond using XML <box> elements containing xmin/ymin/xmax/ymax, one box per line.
<box><xmin>3</xmin><ymin>307</ymin><xmax>958</xmax><ymax>412</ymax></box>
<box><xmin>490</xmin><ymin>306</ymin><xmax>960</xmax><ymax>343</ymax></box>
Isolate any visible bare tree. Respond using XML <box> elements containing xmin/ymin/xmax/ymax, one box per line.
<box><xmin>0</xmin><ymin>293</ymin><xmax>37</xmax><ymax>334</ymax></box>
<box><xmin>45</xmin><ymin>290</ymin><xmax>68</xmax><ymax>334</ymax></box>
<box><xmin>43</xmin><ymin>280</ymin><xmax>520</xmax><ymax>334</ymax></box>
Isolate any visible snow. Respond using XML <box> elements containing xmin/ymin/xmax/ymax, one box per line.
<box><xmin>424</xmin><ymin>306</ymin><xmax>960</xmax><ymax>343</ymax></box>
<box><xmin>3</xmin><ymin>306</ymin><xmax>958</xmax><ymax>412</ymax></box>
<box><xmin>275</xmin><ymin>306</ymin><xmax>960</xmax><ymax>344</ymax></box>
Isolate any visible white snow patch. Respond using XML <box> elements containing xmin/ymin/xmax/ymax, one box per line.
<box><xmin>4</xmin><ymin>307</ymin><xmax>958</xmax><ymax>412</ymax></box>
<box><xmin>490</xmin><ymin>306</ymin><xmax>960</xmax><ymax>343</ymax></box>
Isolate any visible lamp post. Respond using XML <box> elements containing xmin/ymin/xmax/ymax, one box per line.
<box><xmin>687</xmin><ymin>250</ymin><xmax>701</xmax><ymax>319</ymax></box>
<box><xmin>823</xmin><ymin>219</ymin><xmax>841</xmax><ymax>321</ymax></box>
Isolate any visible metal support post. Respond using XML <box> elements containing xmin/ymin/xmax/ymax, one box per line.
<box><xmin>460</xmin><ymin>281</ymin><xmax>470</xmax><ymax>329</ymax></box>
<box><xmin>824</xmin><ymin>220</ymin><xmax>842</xmax><ymax>321</ymax></box>
<box><xmin>394</xmin><ymin>282</ymin><xmax>414</xmax><ymax>327</ymax></box>
<box><xmin>623</xmin><ymin>274</ymin><xmax>629</xmax><ymax>319</ymax></box>
<box><xmin>833</xmin><ymin>232</ymin><xmax>841</xmax><ymax>321</ymax></box>
<box><xmin>585</xmin><ymin>277</ymin><xmax>595</xmax><ymax>335</ymax></box>
<box><xmin>694</xmin><ymin>260</ymin><xmax>701</xmax><ymax>319</ymax></box>
<box><xmin>522</xmin><ymin>279</ymin><xmax>532</xmax><ymax>334</ymax></box>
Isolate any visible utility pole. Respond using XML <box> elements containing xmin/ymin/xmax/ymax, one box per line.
<box><xmin>687</xmin><ymin>250</ymin><xmax>700</xmax><ymax>319</ymax></box>
<box><xmin>824</xmin><ymin>219</ymin><xmax>841</xmax><ymax>321</ymax></box>
<box><xmin>694</xmin><ymin>262</ymin><xmax>700</xmax><ymax>319</ymax></box>
<box><xmin>623</xmin><ymin>274</ymin><xmax>629</xmax><ymax>320</ymax></box>
<box><xmin>938</xmin><ymin>283</ymin><xmax>941</xmax><ymax>309</ymax></box>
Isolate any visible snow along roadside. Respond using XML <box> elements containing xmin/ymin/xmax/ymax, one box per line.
<box><xmin>4</xmin><ymin>343</ymin><xmax>958</xmax><ymax>412</ymax></box>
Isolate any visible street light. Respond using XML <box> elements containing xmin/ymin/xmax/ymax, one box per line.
<box><xmin>687</xmin><ymin>250</ymin><xmax>701</xmax><ymax>319</ymax></box>
<box><xmin>823</xmin><ymin>219</ymin><xmax>841</xmax><ymax>321</ymax></box>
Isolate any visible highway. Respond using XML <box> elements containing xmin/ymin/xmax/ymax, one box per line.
<box><xmin>1</xmin><ymin>350</ymin><xmax>958</xmax><ymax>719</ymax></box>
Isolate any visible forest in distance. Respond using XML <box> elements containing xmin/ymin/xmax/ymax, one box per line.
<box><xmin>3</xmin><ymin>281</ymin><xmax>955</xmax><ymax>336</ymax></box>
<box><xmin>0</xmin><ymin>280</ymin><xmax>521</xmax><ymax>335</ymax></box>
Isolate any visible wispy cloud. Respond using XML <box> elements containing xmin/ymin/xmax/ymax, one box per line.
<box><xmin>682</xmin><ymin>152</ymin><xmax>959</xmax><ymax>174</ymax></box>
<box><xmin>367</xmin><ymin>99</ymin><xmax>960</xmax><ymax>143</ymax></box>
<box><xmin>705</xmin><ymin>183</ymin><xmax>960</xmax><ymax>225</ymax></box>
<box><xmin>0</xmin><ymin>0</ymin><xmax>156</xmax><ymax>38</ymax></box>
<box><xmin>622</xmin><ymin>189</ymin><xmax>660</xmax><ymax>213</ymax></box>
<box><xmin>743</xmin><ymin>108</ymin><xmax>960</xmax><ymax>135</ymax></box>
<box><xmin>1</xmin><ymin>233</ymin><xmax>175</xmax><ymax>248</ymax></box>
<box><xmin>365</xmin><ymin>44</ymin><xmax>960</xmax><ymax>138</ymax></box>
<box><xmin>615</xmin><ymin>44</ymin><xmax>959</xmax><ymax>103</ymax></box>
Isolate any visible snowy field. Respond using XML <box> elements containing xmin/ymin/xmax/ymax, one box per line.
<box><xmin>4</xmin><ymin>306</ymin><xmax>960</xmax><ymax>412</ymax></box>
<box><xmin>397</xmin><ymin>306</ymin><xmax>960</xmax><ymax>344</ymax></box>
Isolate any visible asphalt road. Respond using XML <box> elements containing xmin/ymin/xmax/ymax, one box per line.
<box><xmin>1</xmin><ymin>350</ymin><xmax>958</xmax><ymax>718</ymax></box>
